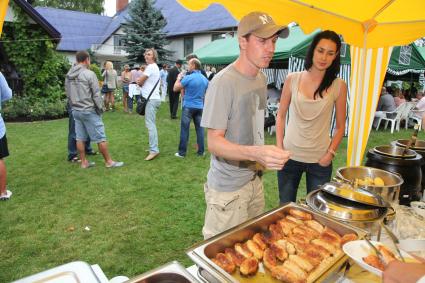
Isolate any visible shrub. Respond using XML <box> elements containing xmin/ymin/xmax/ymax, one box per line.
<box><xmin>1</xmin><ymin>2</ymin><xmax>70</xmax><ymax>102</ymax></box>
<box><xmin>90</xmin><ymin>63</ymin><xmax>103</xmax><ymax>82</ymax></box>
<box><xmin>2</xmin><ymin>97</ymin><xmax>67</xmax><ymax>122</ymax></box>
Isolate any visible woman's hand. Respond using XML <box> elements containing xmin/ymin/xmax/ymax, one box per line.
<box><xmin>318</xmin><ymin>152</ymin><xmax>333</xmax><ymax>167</ymax></box>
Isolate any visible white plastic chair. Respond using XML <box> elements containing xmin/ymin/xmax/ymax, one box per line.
<box><xmin>375</xmin><ymin>103</ymin><xmax>406</xmax><ymax>133</ymax></box>
<box><xmin>408</xmin><ymin>109</ymin><xmax>425</xmax><ymax>131</ymax></box>
<box><xmin>266</xmin><ymin>102</ymin><xmax>279</xmax><ymax>135</ymax></box>
<box><xmin>401</xmin><ymin>102</ymin><xmax>417</xmax><ymax>129</ymax></box>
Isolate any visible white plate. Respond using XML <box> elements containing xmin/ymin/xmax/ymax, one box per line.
<box><xmin>411</xmin><ymin>201</ymin><xmax>425</xmax><ymax>218</ymax></box>
<box><xmin>342</xmin><ymin>240</ymin><xmax>413</xmax><ymax>277</ymax></box>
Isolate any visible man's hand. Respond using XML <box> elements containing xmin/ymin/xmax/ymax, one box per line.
<box><xmin>254</xmin><ymin>145</ymin><xmax>291</xmax><ymax>170</ymax></box>
<box><xmin>383</xmin><ymin>261</ymin><xmax>425</xmax><ymax>283</ymax></box>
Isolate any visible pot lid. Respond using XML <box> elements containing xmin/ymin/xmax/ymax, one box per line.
<box><xmin>306</xmin><ymin>190</ymin><xmax>387</xmax><ymax>222</ymax></box>
<box><xmin>373</xmin><ymin>145</ymin><xmax>416</xmax><ymax>159</ymax></box>
<box><xmin>396</xmin><ymin>139</ymin><xmax>425</xmax><ymax>151</ymax></box>
<box><xmin>321</xmin><ymin>182</ymin><xmax>389</xmax><ymax>208</ymax></box>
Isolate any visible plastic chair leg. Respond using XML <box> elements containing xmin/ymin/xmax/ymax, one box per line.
<box><xmin>375</xmin><ymin>119</ymin><xmax>382</xmax><ymax>130</ymax></box>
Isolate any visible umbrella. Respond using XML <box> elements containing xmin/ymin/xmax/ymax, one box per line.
<box><xmin>178</xmin><ymin>0</ymin><xmax>425</xmax><ymax>166</ymax></box>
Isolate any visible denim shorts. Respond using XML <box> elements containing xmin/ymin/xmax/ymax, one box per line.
<box><xmin>72</xmin><ymin>110</ymin><xmax>107</xmax><ymax>143</ymax></box>
<box><xmin>0</xmin><ymin>134</ymin><xmax>9</xmax><ymax>159</ymax></box>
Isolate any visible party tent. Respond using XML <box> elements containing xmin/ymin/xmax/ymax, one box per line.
<box><xmin>178</xmin><ymin>0</ymin><xmax>425</xmax><ymax>166</ymax></box>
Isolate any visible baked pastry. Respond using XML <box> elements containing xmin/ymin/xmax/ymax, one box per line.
<box><xmin>363</xmin><ymin>254</ymin><xmax>385</xmax><ymax>271</ymax></box>
<box><xmin>211</xmin><ymin>208</ymin><xmax>358</xmax><ymax>282</ymax></box>
<box><xmin>239</xmin><ymin>257</ymin><xmax>259</xmax><ymax>276</ymax></box>
<box><xmin>212</xmin><ymin>252</ymin><xmax>235</xmax><ymax>274</ymax></box>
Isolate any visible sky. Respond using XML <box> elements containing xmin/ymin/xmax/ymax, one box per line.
<box><xmin>104</xmin><ymin>0</ymin><xmax>116</xmax><ymax>16</ymax></box>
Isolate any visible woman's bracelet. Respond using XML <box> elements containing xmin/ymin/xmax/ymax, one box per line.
<box><xmin>327</xmin><ymin>148</ymin><xmax>337</xmax><ymax>157</ymax></box>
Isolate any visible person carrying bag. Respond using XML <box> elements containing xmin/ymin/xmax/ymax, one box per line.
<box><xmin>101</xmin><ymin>69</ymin><xmax>109</xmax><ymax>94</ymax></box>
<box><xmin>136</xmin><ymin>78</ymin><xmax>160</xmax><ymax>116</ymax></box>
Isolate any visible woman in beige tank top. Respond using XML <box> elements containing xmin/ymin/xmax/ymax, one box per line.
<box><xmin>275</xmin><ymin>30</ymin><xmax>347</xmax><ymax>204</ymax></box>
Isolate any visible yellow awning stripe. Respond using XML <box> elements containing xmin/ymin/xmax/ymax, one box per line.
<box><xmin>0</xmin><ymin>0</ymin><xmax>9</xmax><ymax>36</ymax></box>
<box><xmin>347</xmin><ymin>46</ymin><xmax>392</xmax><ymax>166</ymax></box>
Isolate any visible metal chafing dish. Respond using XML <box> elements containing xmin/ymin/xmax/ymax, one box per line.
<box><xmin>12</xmin><ymin>261</ymin><xmax>102</xmax><ymax>283</ymax></box>
<box><xmin>306</xmin><ymin>189</ymin><xmax>388</xmax><ymax>236</ymax></box>
<box><xmin>124</xmin><ymin>261</ymin><xmax>198</xmax><ymax>283</ymax></box>
<box><xmin>321</xmin><ymin>181</ymin><xmax>389</xmax><ymax>208</ymax></box>
<box><xmin>335</xmin><ymin>166</ymin><xmax>403</xmax><ymax>205</ymax></box>
<box><xmin>186</xmin><ymin>203</ymin><xmax>367</xmax><ymax>283</ymax></box>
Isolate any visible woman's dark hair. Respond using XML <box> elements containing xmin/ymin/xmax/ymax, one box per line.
<box><xmin>304</xmin><ymin>30</ymin><xmax>341</xmax><ymax>99</ymax></box>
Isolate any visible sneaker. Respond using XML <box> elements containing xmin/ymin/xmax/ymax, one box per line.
<box><xmin>0</xmin><ymin>190</ymin><xmax>12</xmax><ymax>200</ymax></box>
<box><xmin>174</xmin><ymin>152</ymin><xmax>184</xmax><ymax>158</ymax></box>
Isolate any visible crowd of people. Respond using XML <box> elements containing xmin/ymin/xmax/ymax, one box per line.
<box><xmin>374</xmin><ymin>85</ymin><xmax>425</xmax><ymax>129</ymax></box>
<box><xmin>2</xmin><ymin>10</ymin><xmax>424</xmax><ymax>282</ymax></box>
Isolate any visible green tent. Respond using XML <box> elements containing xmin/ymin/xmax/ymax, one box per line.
<box><xmin>192</xmin><ymin>37</ymin><xmax>239</xmax><ymax>65</ymax></box>
<box><xmin>289</xmin><ymin>32</ymin><xmax>351</xmax><ymax>65</ymax></box>
<box><xmin>387</xmin><ymin>44</ymin><xmax>425</xmax><ymax>75</ymax></box>
<box><xmin>419</xmin><ymin>46</ymin><xmax>425</xmax><ymax>61</ymax></box>
<box><xmin>192</xmin><ymin>26</ymin><xmax>319</xmax><ymax>65</ymax></box>
<box><xmin>290</xmin><ymin>37</ymin><xmax>424</xmax><ymax>73</ymax></box>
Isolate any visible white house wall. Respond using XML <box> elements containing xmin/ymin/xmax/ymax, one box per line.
<box><xmin>166</xmin><ymin>33</ymin><xmax>216</xmax><ymax>62</ymax></box>
<box><xmin>167</xmin><ymin>38</ymin><xmax>184</xmax><ymax>61</ymax></box>
<box><xmin>5</xmin><ymin>4</ymin><xmax>35</xmax><ymax>24</ymax></box>
<box><xmin>5</xmin><ymin>5</ymin><xmax>16</xmax><ymax>22</ymax></box>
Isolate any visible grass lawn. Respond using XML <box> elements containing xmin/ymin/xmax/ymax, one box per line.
<box><xmin>0</xmin><ymin>103</ymin><xmax>423</xmax><ymax>282</ymax></box>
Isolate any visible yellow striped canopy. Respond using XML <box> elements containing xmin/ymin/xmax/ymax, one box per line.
<box><xmin>178</xmin><ymin>0</ymin><xmax>425</xmax><ymax>166</ymax></box>
<box><xmin>0</xmin><ymin>0</ymin><xmax>9</xmax><ymax>36</ymax></box>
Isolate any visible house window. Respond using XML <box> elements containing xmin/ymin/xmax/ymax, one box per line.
<box><xmin>113</xmin><ymin>35</ymin><xmax>125</xmax><ymax>54</ymax></box>
<box><xmin>399</xmin><ymin>45</ymin><xmax>412</xmax><ymax>66</ymax></box>
<box><xmin>212</xmin><ymin>33</ymin><xmax>225</xmax><ymax>41</ymax></box>
<box><xmin>184</xmin><ymin>37</ymin><xmax>194</xmax><ymax>56</ymax></box>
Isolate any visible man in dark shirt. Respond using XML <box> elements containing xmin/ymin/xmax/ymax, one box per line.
<box><xmin>167</xmin><ymin>59</ymin><xmax>182</xmax><ymax>119</ymax></box>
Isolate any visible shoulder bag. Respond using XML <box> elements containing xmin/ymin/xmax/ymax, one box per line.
<box><xmin>101</xmin><ymin>70</ymin><xmax>109</xmax><ymax>93</ymax></box>
<box><xmin>136</xmin><ymin>78</ymin><xmax>160</xmax><ymax>116</ymax></box>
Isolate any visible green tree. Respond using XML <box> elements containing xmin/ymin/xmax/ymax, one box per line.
<box><xmin>33</xmin><ymin>0</ymin><xmax>104</xmax><ymax>14</ymax></box>
<box><xmin>122</xmin><ymin>0</ymin><xmax>172</xmax><ymax>64</ymax></box>
<box><xmin>1</xmin><ymin>1</ymin><xmax>70</xmax><ymax>101</ymax></box>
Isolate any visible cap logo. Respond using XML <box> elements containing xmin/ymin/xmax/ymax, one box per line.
<box><xmin>259</xmin><ymin>14</ymin><xmax>271</xmax><ymax>24</ymax></box>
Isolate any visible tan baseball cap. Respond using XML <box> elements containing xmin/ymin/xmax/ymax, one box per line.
<box><xmin>238</xmin><ymin>11</ymin><xmax>289</xmax><ymax>39</ymax></box>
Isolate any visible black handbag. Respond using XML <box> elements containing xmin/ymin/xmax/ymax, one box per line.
<box><xmin>101</xmin><ymin>70</ymin><xmax>109</xmax><ymax>93</ymax></box>
<box><xmin>137</xmin><ymin>79</ymin><xmax>160</xmax><ymax>116</ymax></box>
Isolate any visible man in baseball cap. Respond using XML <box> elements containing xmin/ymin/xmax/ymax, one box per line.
<box><xmin>200</xmin><ymin>11</ymin><xmax>291</xmax><ymax>239</ymax></box>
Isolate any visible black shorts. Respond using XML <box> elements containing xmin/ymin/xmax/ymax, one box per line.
<box><xmin>0</xmin><ymin>134</ymin><xmax>9</xmax><ymax>159</ymax></box>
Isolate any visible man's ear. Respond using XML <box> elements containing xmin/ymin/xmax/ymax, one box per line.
<box><xmin>239</xmin><ymin>36</ymin><xmax>248</xmax><ymax>50</ymax></box>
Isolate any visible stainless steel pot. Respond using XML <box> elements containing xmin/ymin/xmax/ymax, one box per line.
<box><xmin>124</xmin><ymin>261</ymin><xmax>198</xmax><ymax>283</ymax></box>
<box><xmin>335</xmin><ymin>166</ymin><xmax>403</xmax><ymax>205</ymax></box>
<box><xmin>373</xmin><ymin>145</ymin><xmax>416</xmax><ymax>158</ymax></box>
<box><xmin>306</xmin><ymin>190</ymin><xmax>388</xmax><ymax>236</ymax></box>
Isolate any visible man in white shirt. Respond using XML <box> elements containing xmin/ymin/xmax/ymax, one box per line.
<box><xmin>137</xmin><ymin>48</ymin><xmax>161</xmax><ymax>161</ymax></box>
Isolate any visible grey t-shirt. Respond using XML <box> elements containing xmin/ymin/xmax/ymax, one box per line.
<box><xmin>201</xmin><ymin>64</ymin><xmax>267</xmax><ymax>192</ymax></box>
<box><xmin>377</xmin><ymin>94</ymin><xmax>396</xmax><ymax>112</ymax></box>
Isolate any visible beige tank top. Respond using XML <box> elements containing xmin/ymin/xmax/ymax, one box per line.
<box><xmin>283</xmin><ymin>72</ymin><xmax>342</xmax><ymax>163</ymax></box>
